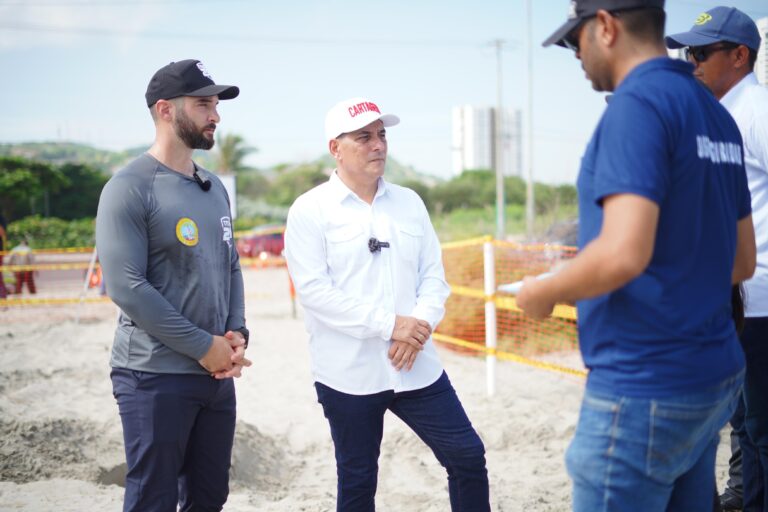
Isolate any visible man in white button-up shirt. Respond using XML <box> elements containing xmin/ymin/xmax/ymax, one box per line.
<box><xmin>668</xmin><ymin>8</ymin><xmax>768</xmax><ymax>512</ymax></box>
<box><xmin>285</xmin><ymin>97</ymin><xmax>490</xmax><ymax>511</ymax></box>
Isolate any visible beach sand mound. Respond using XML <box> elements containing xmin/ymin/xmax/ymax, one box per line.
<box><xmin>231</xmin><ymin>421</ymin><xmax>292</xmax><ymax>495</ymax></box>
<box><xmin>0</xmin><ymin>417</ymin><xmax>114</xmax><ymax>484</ymax></box>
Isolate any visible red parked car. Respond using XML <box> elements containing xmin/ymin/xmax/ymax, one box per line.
<box><xmin>236</xmin><ymin>225</ymin><xmax>285</xmax><ymax>259</ymax></box>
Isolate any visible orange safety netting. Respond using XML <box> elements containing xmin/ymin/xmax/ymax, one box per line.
<box><xmin>436</xmin><ymin>237</ymin><xmax>585</xmax><ymax>377</ymax></box>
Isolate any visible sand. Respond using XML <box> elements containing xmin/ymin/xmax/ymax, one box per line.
<box><xmin>0</xmin><ymin>267</ymin><xmax>734</xmax><ymax>511</ymax></box>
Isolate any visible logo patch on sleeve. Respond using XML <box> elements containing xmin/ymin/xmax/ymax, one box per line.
<box><xmin>176</xmin><ymin>218</ymin><xmax>199</xmax><ymax>246</ymax></box>
<box><xmin>221</xmin><ymin>216</ymin><xmax>232</xmax><ymax>248</ymax></box>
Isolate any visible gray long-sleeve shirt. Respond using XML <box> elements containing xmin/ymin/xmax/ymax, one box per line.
<box><xmin>96</xmin><ymin>153</ymin><xmax>246</xmax><ymax>375</ymax></box>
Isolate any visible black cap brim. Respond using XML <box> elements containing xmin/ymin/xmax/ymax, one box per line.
<box><xmin>542</xmin><ymin>18</ymin><xmax>581</xmax><ymax>48</ymax></box>
<box><xmin>187</xmin><ymin>84</ymin><xmax>240</xmax><ymax>100</ymax></box>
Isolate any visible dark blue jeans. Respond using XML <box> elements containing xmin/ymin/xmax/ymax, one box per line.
<box><xmin>111</xmin><ymin>368</ymin><xmax>237</xmax><ymax>512</ymax></box>
<box><xmin>736</xmin><ymin>317</ymin><xmax>768</xmax><ymax>512</ymax></box>
<box><xmin>315</xmin><ymin>371</ymin><xmax>490</xmax><ymax>511</ymax></box>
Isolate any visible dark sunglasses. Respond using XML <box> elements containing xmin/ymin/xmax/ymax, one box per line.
<box><xmin>563</xmin><ymin>10</ymin><xmax>627</xmax><ymax>53</ymax></box>
<box><xmin>684</xmin><ymin>42</ymin><xmax>739</xmax><ymax>63</ymax></box>
<box><xmin>563</xmin><ymin>19</ymin><xmax>591</xmax><ymax>53</ymax></box>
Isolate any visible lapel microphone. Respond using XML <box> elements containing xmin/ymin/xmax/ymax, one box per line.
<box><xmin>193</xmin><ymin>169</ymin><xmax>211</xmax><ymax>191</ymax></box>
<box><xmin>368</xmin><ymin>237</ymin><xmax>390</xmax><ymax>253</ymax></box>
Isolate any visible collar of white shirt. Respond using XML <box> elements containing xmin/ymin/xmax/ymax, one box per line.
<box><xmin>720</xmin><ymin>72</ymin><xmax>758</xmax><ymax>112</ymax></box>
<box><xmin>328</xmin><ymin>170</ymin><xmax>389</xmax><ymax>204</ymax></box>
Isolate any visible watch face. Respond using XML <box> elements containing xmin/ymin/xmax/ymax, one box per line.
<box><xmin>236</xmin><ymin>328</ymin><xmax>249</xmax><ymax>346</ymax></box>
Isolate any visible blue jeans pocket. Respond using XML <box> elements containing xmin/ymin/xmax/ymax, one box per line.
<box><xmin>647</xmin><ymin>398</ymin><xmax>724</xmax><ymax>481</ymax></box>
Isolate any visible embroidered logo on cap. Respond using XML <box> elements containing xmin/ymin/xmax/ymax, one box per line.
<box><xmin>196</xmin><ymin>62</ymin><xmax>212</xmax><ymax>79</ymax></box>
<box><xmin>176</xmin><ymin>217</ymin><xmax>199</xmax><ymax>246</ymax></box>
<box><xmin>695</xmin><ymin>13</ymin><xmax>712</xmax><ymax>25</ymax></box>
<box><xmin>348</xmin><ymin>101</ymin><xmax>381</xmax><ymax>118</ymax></box>
<box><xmin>568</xmin><ymin>1</ymin><xmax>578</xmax><ymax>19</ymax></box>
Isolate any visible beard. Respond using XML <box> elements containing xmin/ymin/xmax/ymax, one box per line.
<box><xmin>174</xmin><ymin>108</ymin><xmax>215</xmax><ymax>150</ymax></box>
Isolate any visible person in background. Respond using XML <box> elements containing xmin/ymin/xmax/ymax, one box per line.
<box><xmin>518</xmin><ymin>1</ymin><xmax>756</xmax><ymax>510</ymax></box>
<box><xmin>0</xmin><ymin>213</ymin><xmax>8</xmax><ymax>299</ymax></box>
<box><xmin>667</xmin><ymin>7</ymin><xmax>768</xmax><ymax>511</ymax></box>
<box><xmin>8</xmin><ymin>237</ymin><xmax>36</xmax><ymax>295</ymax></box>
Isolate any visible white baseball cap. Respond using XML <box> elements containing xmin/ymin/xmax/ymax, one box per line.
<box><xmin>324</xmin><ymin>97</ymin><xmax>400</xmax><ymax>142</ymax></box>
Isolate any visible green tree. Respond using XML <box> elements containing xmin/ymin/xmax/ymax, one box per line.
<box><xmin>0</xmin><ymin>156</ymin><xmax>68</xmax><ymax>221</ymax></box>
<box><xmin>7</xmin><ymin>215</ymin><xmax>95</xmax><ymax>248</ymax></box>
<box><xmin>399</xmin><ymin>179</ymin><xmax>432</xmax><ymax>212</ymax></box>
<box><xmin>430</xmin><ymin>169</ymin><xmax>495</xmax><ymax>213</ymax></box>
<box><xmin>48</xmin><ymin>163</ymin><xmax>109</xmax><ymax>220</ymax></box>
<box><xmin>267</xmin><ymin>163</ymin><xmax>328</xmax><ymax>207</ymax></box>
<box><xmin>215</xmin><ymin>133</ymin><xmax>256</xmax><ymax>174</ymax></box>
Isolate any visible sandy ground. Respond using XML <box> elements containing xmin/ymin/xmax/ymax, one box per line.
<box><xmin>0</xmin><ymin>267</ymin><xmax>734</xmax><ymax>511</ymax></box>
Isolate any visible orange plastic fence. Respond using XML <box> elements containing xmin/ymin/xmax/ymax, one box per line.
<box><xmin>436</xmin><ymin>238</ymin><xmax>585</xmax><ymax>377</ymax></box>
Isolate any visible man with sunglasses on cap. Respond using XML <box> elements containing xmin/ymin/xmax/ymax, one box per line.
<box><xmin>284</xmin><ymin>97</ymin><xmax>490</xmax><ymax>511</ymax></box>
<box><xmin>96</xmin><ymin>59</ymin><xmax>251</xmax><ymax>511</ymax></box>
<box><xmin>668</xmin><ymin>7</ymin><xmax>768</xmax><ymax>512</ymax></box>
<box><xmin>517</xmin><ymin>1</ymin><xmax>756</xmax><ymax>510</ymax></box>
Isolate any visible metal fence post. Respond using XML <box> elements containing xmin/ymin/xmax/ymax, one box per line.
<box><xmin>483</xmin><ymin>240</ymin><xmax>497</xmax><ymax>396</ymax></box>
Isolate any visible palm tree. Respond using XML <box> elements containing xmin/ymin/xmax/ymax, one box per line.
<box><xmin>215</xmin><ymin>133</ymin><xmax>256</xmax><ymax>174</ymax></box>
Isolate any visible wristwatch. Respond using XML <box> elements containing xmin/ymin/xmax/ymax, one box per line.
<box><xmin>234</xmin><ymin>327</ymin><xmax>250</xmax><ymax>349</ymax></box>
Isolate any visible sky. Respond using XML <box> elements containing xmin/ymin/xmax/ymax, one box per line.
<box><xmin>1</xmin><ymin>0</ymin><xmax>767</xmax><ymax>184</ymax></box>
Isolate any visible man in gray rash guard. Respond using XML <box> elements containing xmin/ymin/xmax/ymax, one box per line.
<box><xmin>96</xmin><ymin>59</ymin><xmax>251</xmax><ymax>512</ymax></box>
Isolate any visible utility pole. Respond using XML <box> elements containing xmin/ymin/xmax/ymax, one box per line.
<box><xmin>525</xmin><ymin>0</ymin><xmax>535</xmax><ymax>239</ymax></box>
<box><xmin>493</xmin><ymin>38</ymin><xmax>506</xmax><ymax>241</ymax></box>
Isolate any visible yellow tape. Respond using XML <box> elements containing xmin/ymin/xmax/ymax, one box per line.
<box><xmin>451</xmin><ymin>285</ymin><xmax>577</xmax><ymax>321</ymax></box>
<box><xmin>0</xmin><ymin>296</ymin><xmax>111</xmax><ymax>307</ymax></box>
<box><xmin>233</xmin><ymin>226</ymin><xmax>286</xmax><ymax>239</ymax></box>
<box><xmin>492</xmin><ymin>239</ymin><xmax>577</xmax><ymax>253</ymax></box>
<box><xmin>0</xmin><ymin>263</ymin><xmax>101</xmax><ymax>272</ymax></box>
<box><xmin>450</xmin><ymin>285</ymin><xmax>487</xmax><ymax>300</ymax></box>
<box><xmin>441</xmin><ymin>235</ymin><xmax>492</xmax><ymax>251</ymax></box>
<box><xmin>432</xmin><ymin>332</ymin><xmax>586</xmax><ymax>378</ymax></box>
<box><xmin>0</xmin><ymin>247</ymin><xmax>95</xmax><ymax>256</ymax></box>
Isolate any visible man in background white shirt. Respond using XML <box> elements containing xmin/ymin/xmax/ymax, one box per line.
<box><xmin>668</xmin><ymin>7</ymin><xmax>768</xmax><ymax>512</ymax></box>
<box><xmin>284</xmin><ymin>97</ymin><xmax>490</xmax><ymax>511</ymax></box>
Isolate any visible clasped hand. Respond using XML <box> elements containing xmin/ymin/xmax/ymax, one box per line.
<box><xmin>198</xmin><ymin>330</ymin><xmax>253</xmax><ymax>379</ymax></box>
<box><xmin>389</xmin><ymin>315</ymin><xmax>432</xmax><ymax>371</ymax></box>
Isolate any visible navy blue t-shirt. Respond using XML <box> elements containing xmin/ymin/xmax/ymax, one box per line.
<box><xmin>577</xmin><ymin>57</ymin><xmax>750</xmax><ymax>397</ymax></box>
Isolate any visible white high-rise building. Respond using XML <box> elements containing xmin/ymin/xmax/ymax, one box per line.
<box><xmin>757</xmin><ymin>17</ymin><xmax>768</xmax><ymax>86</ymax></box>
<box><xmin>451</xmin><ymin>106</ymin><xmax>522</xmax><ymax>177</ymax></box>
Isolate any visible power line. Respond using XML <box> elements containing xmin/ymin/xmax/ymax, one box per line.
<box><xmin>0</xmin><ymin>0</ymin><xmax>239</xmax><ymax>5</ymax></box>
<box><xmin>0</xmin><ymin>22</ymin><xmax>518</xmax><ymax>49</ymax></box>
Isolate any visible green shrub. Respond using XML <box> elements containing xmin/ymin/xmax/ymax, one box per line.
<box><xmin>7</xmin><ymin>215</ymin><xmax>95</xmax><ymax>249</ymax></box>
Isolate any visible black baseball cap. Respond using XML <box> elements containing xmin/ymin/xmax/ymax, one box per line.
<box><xmin>145</xmin><ymin>59</ymin><xmax>239</xmax><ymax>107</ymax></box>
<box><xmin>543</xmin><ymin>0</ymin><xmax>665</xmax><ymax>48</ymax></box>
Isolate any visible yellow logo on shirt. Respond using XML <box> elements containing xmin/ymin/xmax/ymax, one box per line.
<box><xmin>695</xmin><ymin>13</ymin><xmax>712</xmax><ymax>25</ymax></box>
<box><xmin>176</xmin><ymin>218</ymin><xmax>199</xmax><ymax>246</ymax></box>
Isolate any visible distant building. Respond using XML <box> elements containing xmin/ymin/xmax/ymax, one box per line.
<box><xmin>451</xmin><ymin>106</ymin><xmax>522</xmax><ymax>177</ymax></box>
<box><xmin>758</xmin><ymin>17</ymin><xmax>768</xmax><ymax>86</ymax></box>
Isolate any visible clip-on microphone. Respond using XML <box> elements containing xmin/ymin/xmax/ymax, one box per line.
<box><xmin>193</xmin><ymin>169</ymin><xmax>211</xmax><ymax>191</ymax></box>
<box><xmin>368</xmin><ymin>237</ymin><xmax>390</xmax><ymax>253</ymax></box>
